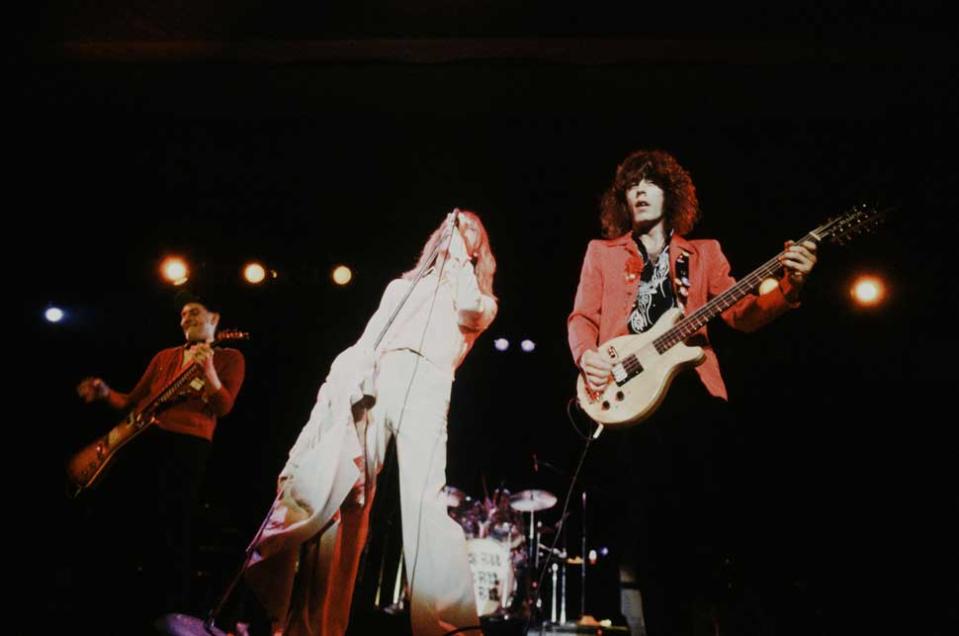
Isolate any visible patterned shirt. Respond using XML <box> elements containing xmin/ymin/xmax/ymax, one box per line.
<box><xmin>627</xmin><ymin>236</ymin><xmax>676</xmax><ymax>334</ymax></box>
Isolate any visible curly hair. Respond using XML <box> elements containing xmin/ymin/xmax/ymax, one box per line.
<box><xmin>599</xmin><ymin>149</ymin><xmax>700</xmax><ymax>238</ymax></box>
<box><xmin>403</xmin><ymin>210</ymin><xmax>496</xmax><ymax>298</ymax></box>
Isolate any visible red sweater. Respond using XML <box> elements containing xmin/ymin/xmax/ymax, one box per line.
<box><xmin>115</xmin><ymin>346</ymin><xmax>245</xmax><ymax>441</ymax></box>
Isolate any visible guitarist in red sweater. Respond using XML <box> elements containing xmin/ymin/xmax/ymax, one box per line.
<box><xmin>568</xmin><ymin>150</ymin><xmax>817</xmax><ymax>636</ymax></box>
<box><xmin>75</xmin><ymin>296</ymin><xmax>245</xmax><ymax>630</ymax></box>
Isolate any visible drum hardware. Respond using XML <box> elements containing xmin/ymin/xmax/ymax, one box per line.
<box><xmin>384</xmin><ymin>554</ymin><xmax>406</xmax><ymax>614</ymax></box>
<box><xmin>560</xmin><ymin>556</ymin><xmax>567</xmax><ymax>625</ymax></box>
<box><xmin>550</xmin><ymin>563</ymin><xmax>559</xmax><ymax>624</ymax></box>
<box><xmin>446</xmin><ymin>486</ymin><xmax>540</xmax><ymax>616</ymax></box>
<box><xmin>449</xmin><ymin>484</ymin><xmax>618</xmax><ymax>627</ymax></box>
<box><xmin>509</xmin><ymin>489</ymin><xmax>557</xmax><ymax>574</ymax></box>
<box><xmin>533</xmin><ymin>490</ymin><xmax>595</xmax><ymax>628</ymax></box>
<box><xmin>508</xmin><ymin>489</ymin><xmax>558</xmax><ymax>513</ymax></box>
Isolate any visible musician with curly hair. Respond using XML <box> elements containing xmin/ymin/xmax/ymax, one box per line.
<box><xmin>568</xmin><ymin>150</ymin><xmax>817</xmax><ymax>635</ymax></box>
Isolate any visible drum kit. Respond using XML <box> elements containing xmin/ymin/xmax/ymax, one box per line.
<box><xmin>443</xmin><ymin>484</ymin><xmax>577</xmax><ymax>624</ymax></box>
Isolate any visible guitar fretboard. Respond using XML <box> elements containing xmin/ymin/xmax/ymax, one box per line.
<box><xmin>140</xmin><ymin>362</ymin><xmax>203</xmax><ymax>419</ymax></box>
<box><xmin>652</xmin><ymin>218</ymin><xmax>846</xmax><ymax>353</ymax></box>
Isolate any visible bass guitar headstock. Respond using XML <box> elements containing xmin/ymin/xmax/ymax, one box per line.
<box><xmin>214</xmin><ymin>329</ymin><xmax>250</xmax><ymax>344</ymax></box>
<box><xmin>815</xmin><ymin>204</ymin><xmax>886</xmax><ymax>246</ymax></box>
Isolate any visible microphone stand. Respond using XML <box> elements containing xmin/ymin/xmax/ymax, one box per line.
<box><xmin>155</xmin><ymin>502</ymin><xmax>277</xmax><ymax>636</ymax></box>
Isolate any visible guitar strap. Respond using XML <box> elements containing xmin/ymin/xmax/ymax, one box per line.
<box><xmin>675</xmin><ymin>249</ymin><xmax>691</xmax><ymax>310</ymax></box>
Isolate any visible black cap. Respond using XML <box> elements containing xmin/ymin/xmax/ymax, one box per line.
<box><xmin>174</xmin><ymin>287</ymin><xmax>218</xmax><ymax>313</ymax></box>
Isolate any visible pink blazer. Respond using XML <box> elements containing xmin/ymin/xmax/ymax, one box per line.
<box><xmin>568</xmin><ymin>232</ymin><xmax>799</xmax><ymax>400</ymax></box>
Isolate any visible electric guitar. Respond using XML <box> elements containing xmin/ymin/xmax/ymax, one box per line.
<box><xmin>576</xmin><ymin>205</ymin><xmax>882</xmax><ymax>428</ymax></box>
<box><xmin>66</xmin><ymin>329</ymin><xmax>248</xmax><ymax>496</ymax></box>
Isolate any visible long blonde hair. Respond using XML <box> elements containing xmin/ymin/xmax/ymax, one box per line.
<box><xmin>403</xmin><ymin>210</ymin><xmax>496</xmax><ymax>298</ymax></box>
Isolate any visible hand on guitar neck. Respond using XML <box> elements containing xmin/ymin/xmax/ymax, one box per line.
<box><xmin>780</xmin><ymin>239</ymin><xmax>818</xmax><ymax>299</ymax></box>
<box><xmin>184</xmin><ymin>342</ymin><xmax>223</xmax><ymax>392</ymax></box>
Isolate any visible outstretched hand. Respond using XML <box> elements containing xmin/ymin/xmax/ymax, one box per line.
<box><xmin>77</xmin><ymin>377</ymin><xmax>109</xmax><ymax>402</ymax></box>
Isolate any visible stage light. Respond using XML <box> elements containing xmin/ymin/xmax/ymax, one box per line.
<box><xmin>851</xmin><ymin>275</ymin><xmax>885</xmax><ymax>307</ymax></box>
<box><xmin>44</xmin><ymin>307</ymin><xmax>64</xmax><ymax>323</ymax></box>
<box><xmin>243</xmin><ymin>262</ymin><xmax>267</xmax><ymax>285</ymax></box>
<box><xmin>494</xmin><ymin>338</ymin><xmax>509</xmax><ymax>352</ymax></box>
<box><xmin>160</xmin><ymin>256</ymin><xmax>189</xmax><ymax>286</ymax></box>
<box><xmin>520</xmin><ymin>339</ymin><xmax>536</xmax><ymax>352</ymax></box>
<box><xmin>332</xmin><ymin>265</ymin><xmax>353</xmax><ymax>286</ymax></box>
<box><xmin>758</xmin><ymin>278</ymin><xmax>779</xmax><ymax>295</ymax></box>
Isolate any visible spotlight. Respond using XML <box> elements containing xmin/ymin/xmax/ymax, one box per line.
<box><xmin>332</xmin><ymin>265</ymin><xmax>353</xmax><ymax>286</ymax></box>
<box><xmin>44</xmin><ymin>306</ymin><xmax>64</xmax><ymax>323</ymax></box>
<box><xmin>160</xmin><ymin>256</ymin><xmax>189</xmax><ymax>286</ymax></box>
<box><xmin>851</xmin><ymin>275</ymin><xmax>886</xmax><ymax>307</ymax></box>
<box><xmin>758</xmin><ymin>278</ymin><xmax>779</xmax><ymax>296</ymax></box>
<box><xmin>520</xmin><ymin>339</ymin><xmax>536</xmax><ymax>352</ymax></box>
<box><xmin>243</xmin><ymin>262</ymin><xmax>267</xmax><ymax>285</ymax></box>
<box><xmin>494</xmin><ymin>338</ymin><xmax>509</xmax><ymax>352</ymax></box>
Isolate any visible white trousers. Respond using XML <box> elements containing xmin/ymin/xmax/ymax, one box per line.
<box><xmin>307</xmin><ymin>350</ymin><xmax>479</xmax><ymax>636</ymax></box>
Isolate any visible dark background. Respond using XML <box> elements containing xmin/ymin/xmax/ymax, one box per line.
<box><xmin>15</xmin><ymin>2</ymin><xmax>958</xmax><ymax>634</ymax></box>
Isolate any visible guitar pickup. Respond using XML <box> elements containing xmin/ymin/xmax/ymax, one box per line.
<box><xmin>607</xmin><ymin>345</ymin><xmax>630</xmax><ymax>384</ymax></box>
<box><xmin>613</xmin><ymin>354</ymin><xmax>643</xmax><ymax>386</ymax></box>
<box><xmin>611</xmin><ymin>363</ymin><xmax>628</xmax><ymax>384</ymax></box>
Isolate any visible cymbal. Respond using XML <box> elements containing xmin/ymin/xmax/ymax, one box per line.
<box><xmin>509</xmin><ymin>489</ymin><xmax>557</xmax><ymax>512</ymax></box>
<box><xmin>441</xmin><ymin>485</ymin><xmax>466</xmax><ymax>508</ymax></box>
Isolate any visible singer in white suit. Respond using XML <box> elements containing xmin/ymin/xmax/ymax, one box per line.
<box><xmin>247</xmin><ymin>210</ymin><xmax>498</xmax><ymax>636</ymax></box>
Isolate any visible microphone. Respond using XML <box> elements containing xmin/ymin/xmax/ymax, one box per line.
<box><xmin>428</xmin><ymin>209</ymin><xmax>461</xmax><ymax>270</ymax></box>
<box><xmin>448</xmin><ymin>208</ymin><xmax>460</xmax><ymax>232</ymax></box>
<box><xmin>440</xmin><ymin>208</ymin><xmax>459</xmax><ymax>250</ymax></box>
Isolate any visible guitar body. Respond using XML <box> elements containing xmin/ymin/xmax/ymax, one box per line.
<box><xmin>66</xmin><ymin>411</ymin><xmax>153</xmax><ymax>496</ymax></box>
<box><xmin>65</xmin><ymin>329</ymin><xmax>249</xmax><ymax>497</ymax></box>
<box><xmin>576</xmin><ymin>307</ymin><xmax>706</xmax><ymax>428</ymax></box>
<box><xmin>573</xmin><ymin>205</ymin><xmax>883</xmax><ymax>428</ymax></box>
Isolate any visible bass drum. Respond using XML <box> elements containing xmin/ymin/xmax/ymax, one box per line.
<box><xmin>465</xmin><ymin>537</ymin><xmax>515</xmax><ymax>616</ymax></box>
